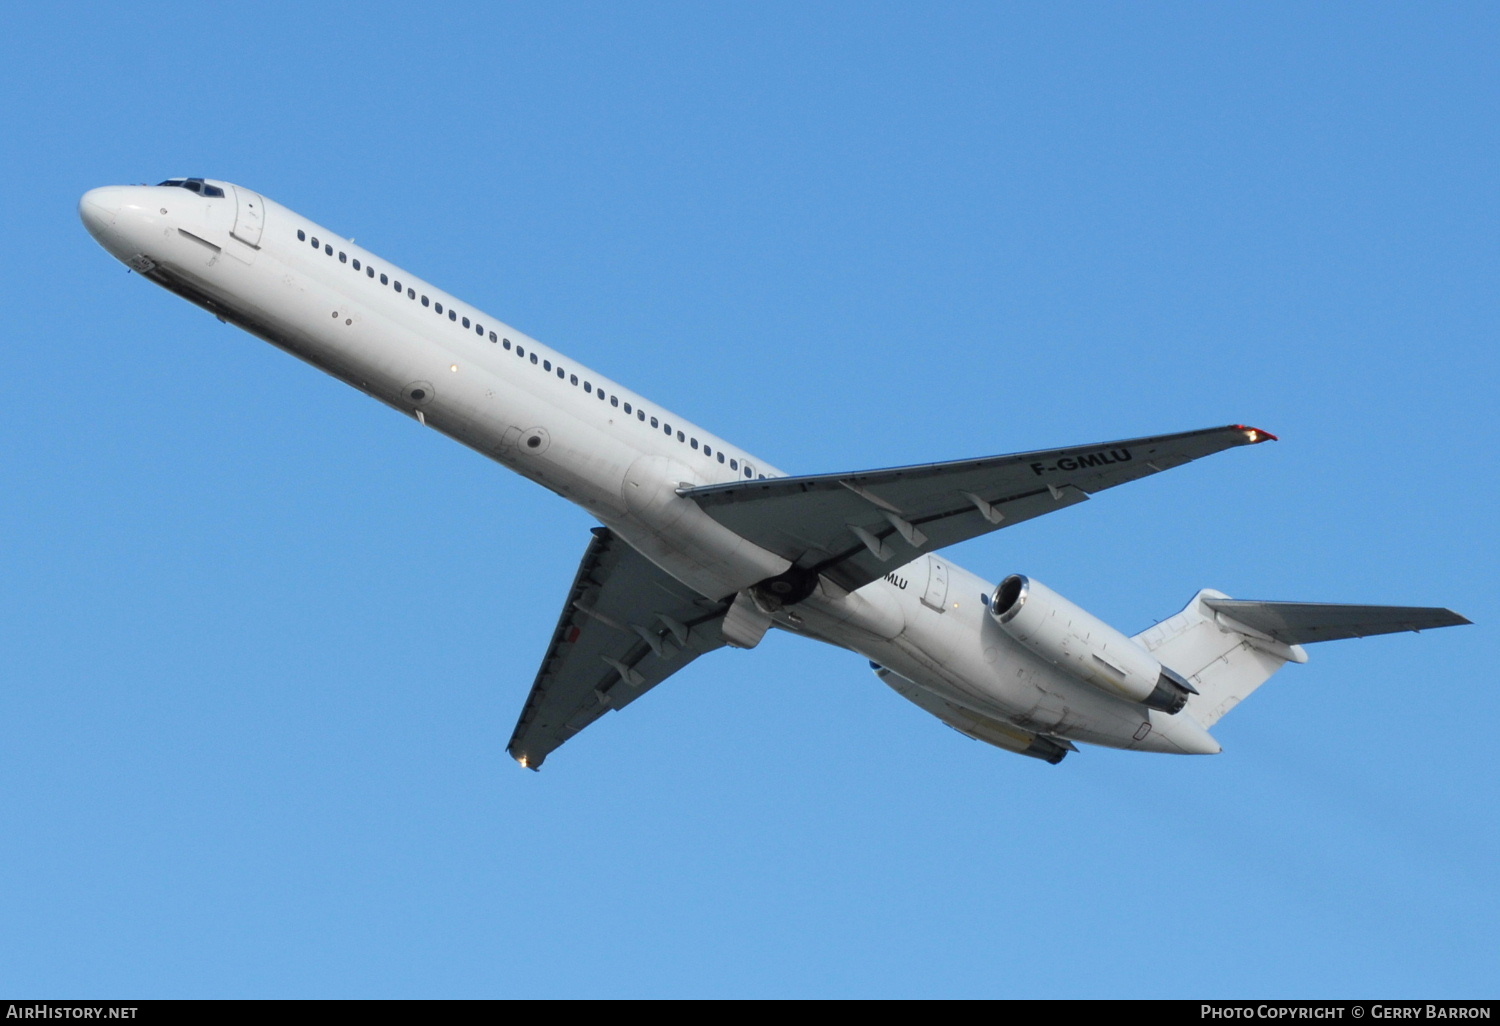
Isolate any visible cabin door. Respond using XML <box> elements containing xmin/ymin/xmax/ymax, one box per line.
<box><xmin>230</xmin><ymin>185</ymin><xmax>265</xmax><ymax>248</ymax></box>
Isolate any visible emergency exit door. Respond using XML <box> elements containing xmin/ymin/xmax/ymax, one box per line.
<box><xmin>921</xmin><ymin>555</ymin><xmax>949</xmax><ymax>612</ymax></box>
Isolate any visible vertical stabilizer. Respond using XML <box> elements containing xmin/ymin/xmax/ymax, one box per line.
<box><xmin>1132</xmin><ymin>590</ymin><xmax>1305</xmax><ymax>728</ymax></box>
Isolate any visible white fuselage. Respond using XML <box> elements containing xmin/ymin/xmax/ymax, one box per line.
<box><xmin>80</xmin><ymin>179</ymin><xmax>1219</xmax><ymax>757</ymax></box>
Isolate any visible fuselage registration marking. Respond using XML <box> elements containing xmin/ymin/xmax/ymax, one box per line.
<box><xmin>1030</xmin><ymin>448</ymin><xmax>1133</xmax><ymax>475</ymax></box>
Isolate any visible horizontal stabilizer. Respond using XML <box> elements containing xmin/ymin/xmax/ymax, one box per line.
<box><xmin>1201</xmin><ymin>598</ymin><xmax>1471</xmax><ymax>645</ymax></box>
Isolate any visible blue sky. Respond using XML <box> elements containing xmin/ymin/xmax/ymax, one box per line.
<box><xmin>2</xmin><ymin>2</ymin><xmax>1495</xmax><ymax>997</ymax></box>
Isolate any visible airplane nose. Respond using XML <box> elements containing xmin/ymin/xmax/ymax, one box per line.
<box><xmin>79</xmin><ymin>186</ymin><xmax>125</xmax><ymax>239</ymax></box>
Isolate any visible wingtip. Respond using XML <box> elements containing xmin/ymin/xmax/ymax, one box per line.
<box><xmin>1231</xmin><ymin>425</ymin><xmax>1278</xmax><ymax>443</ymax></box>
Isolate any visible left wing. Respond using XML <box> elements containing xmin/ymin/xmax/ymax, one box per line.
<box><xmin>507</xmin><ymin>528</ymin><xmax>731</xmax><ymax>769</ymax></box>
<box><xmin>683</xmin><ymin>425</ymin><xmax>1274</xmax><ymax>594</ymax></box>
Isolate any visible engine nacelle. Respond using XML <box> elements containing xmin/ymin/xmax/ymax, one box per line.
<box><xmin>989</xmin><ymin>574</ymin><xmax>1196</xmax><ymax>714</ymax></box>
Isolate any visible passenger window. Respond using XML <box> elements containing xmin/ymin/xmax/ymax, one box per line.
<box><xmin>339</xmin><ymin>252</ymin><xmax>347</xmax><ymax>263</ymax></box>
<box><xmin>462</xmin><ymin>316</ymin><xmax>470</xmax><ymax>328</ymax></box>
<box><xmin>297</xmin><ymin>230</ymin><xmax>306</xmax><ymax>241</ymax></box>
<box><xmin>730</xmin><ymin>459</ymin><xmax>738</xmax><ymax>470</ymax></box>
<box><xmin>477</xmin><ymin>324</ymin><xmax>484</xmax><ymax>336</ymax></box>
<box><xmin>610</xmin><ymin>396</ymin><xmax>619</xmax><ymax>407</ymax></box>
<box><xmin>449</xmin><ymin>310</ymin><xmax>457</xmax><ymax>321</ymax></box>
<box><xmin>353</xmin><ymin>258</ymin><xmax>360</xmax><ymax>270</ymax></box>
<box><xmin>381</xmin><ymin>274</ymin><xmax>389</xmax><ymax>285</ymax></box>
<box><xmin>570</xmin><ymin>374</ymin><xmax>578</xmax><ymax>385</ymax></box>
<box><xmin>650</xmin><ymin>417</ymin><xmax>659</xmax><ymax>428</ymax></box>
<box><xmin>435</xmin><ymin>303</ymin><xmax>443</xmax><ymax>314</ymax></box>
<box><xmin>744</xmin><ymin>466</ymin><xmax>753</xmax><ymax>477</ymax></box>
<box><xmin>366</xmin><ymin>267</ymin><xmax>375</xmax><ymax>278</ymax></box>
<box><xmin>310</xmin><ymin>237</ymin><xmax>319</xmax><ymax>248</ymax></box>
<box><xmin>543</xmin><ymin>360</ymin><xmax>551</xmax><ymax>371</ymax></box>
<box><xmin>490</xmin><ymin>332</ymin><xmax>498</xmax><ymax>342</ymax></box>
<box><xmin>584</xmin><ymin>382</ymin><xmax>592</xmax><ymax>393</ymax></box>
<box><xmin>422</xmin><ymin>296</ymin><xmax>429</xmax><ymax>307</ymax></box>
<box><xmin>557</xmin><ymin>368</ymin><xmax>565</xmax><ymax>379</ymax></box>
<box><xmin>406</xmin><ymin>288</ymin><xmax>414</xmax><ymax>298</ymax></box>
<box><xmin>717</xmin><ymin>452</ymin><xmax>726</xmax><ymax>463</ymax></box>
<box><xmin>530</xmin><ymin>353</ymin><xmax>538</xmax><ymax>365</ymax></box>
<box><xmin>325</xmin><ymin>245</ymin><xmax>333</xmax><ymax>255</ymax></box>
<box><xmin>598</xmin><ymin>390</ymin><xmax>606</xmax><ymax>400</ymax></box>
<box><xmin>623</xmin><ymin>402</ymin><xmax>631</xmax><ymax>414</ymax></box>
<box><xmin>704</xmin><ymin>445</ymin><xmax>712</xmax><ymax>456</ymax></box>
<box><xmin>517</xmin><ymin>346</ymin><xmax>525</xmax><ymax>357</ymax></box>
<box><xmin>504</xmin><ymin>339</ymin><xmax>512</xmax><ymax>350</ymax></box>
<box><xmin>637</xmin><ymin>410</ymin><xmax>646</xmax><ymax>421</ymax></box>
<box><xmin>691</xmin><ymin>438</ymin><xmax>699</xmax><ymax>450</ymax></box>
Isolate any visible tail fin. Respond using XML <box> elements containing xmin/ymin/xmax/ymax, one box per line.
<box><xmin>1133</xmin><ymin>591</ymin><xmax>1469</xmax><ymax>728</ymax></box>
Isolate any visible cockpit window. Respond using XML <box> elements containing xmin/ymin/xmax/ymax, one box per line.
<box><xmin>157</xmin><ymin>178</ymin><xmax>224</xmax><ymax>198</ymax></box>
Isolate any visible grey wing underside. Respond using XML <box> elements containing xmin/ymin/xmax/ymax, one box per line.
<box><xmin>1202</xmin><ymin>598</ymin><xmax>1472</xmax><ymax>645</ymax></box>
<box><xmin>682</xmin><ymin>424</ymin><xmax>1275</xmax><ymax>594</ymax></box>
<box><xmin>507</xmin><ymin>528</ymin><xmax>731</xmax><ymax>769</ymax></box>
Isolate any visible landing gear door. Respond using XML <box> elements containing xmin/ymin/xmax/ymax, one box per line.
<box><xmin>921</xmin><ymin>555</ymin><xmax>949</xmax><ymax>613</ymax></box>
<box><xmin>230</xmin><ymin>185</ymin><xmax>265</xmax><ymax>248</ymax></box>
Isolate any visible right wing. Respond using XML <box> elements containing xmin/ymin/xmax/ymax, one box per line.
<box><xmin>507</xmin><ymin>528</ymin><xmax>731</xmax><ymax>769</ymax></box>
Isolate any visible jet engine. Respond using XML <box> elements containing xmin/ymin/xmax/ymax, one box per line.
<box><xmin>989</xmin><ymin>574</ymin><xmax>1196</xmax><ymax>714</ymax></box>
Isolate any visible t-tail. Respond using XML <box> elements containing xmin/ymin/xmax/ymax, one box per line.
<box><xmin>1132</xmin><ymin>591</ymin><xmax>1471</xmax><ymax>728</ymax></box>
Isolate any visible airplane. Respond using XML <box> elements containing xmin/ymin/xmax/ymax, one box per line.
<box><xmin>78</xmin><ymin>177</ymin><xmax>1470</xmax><ymax>769</ymax></box>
